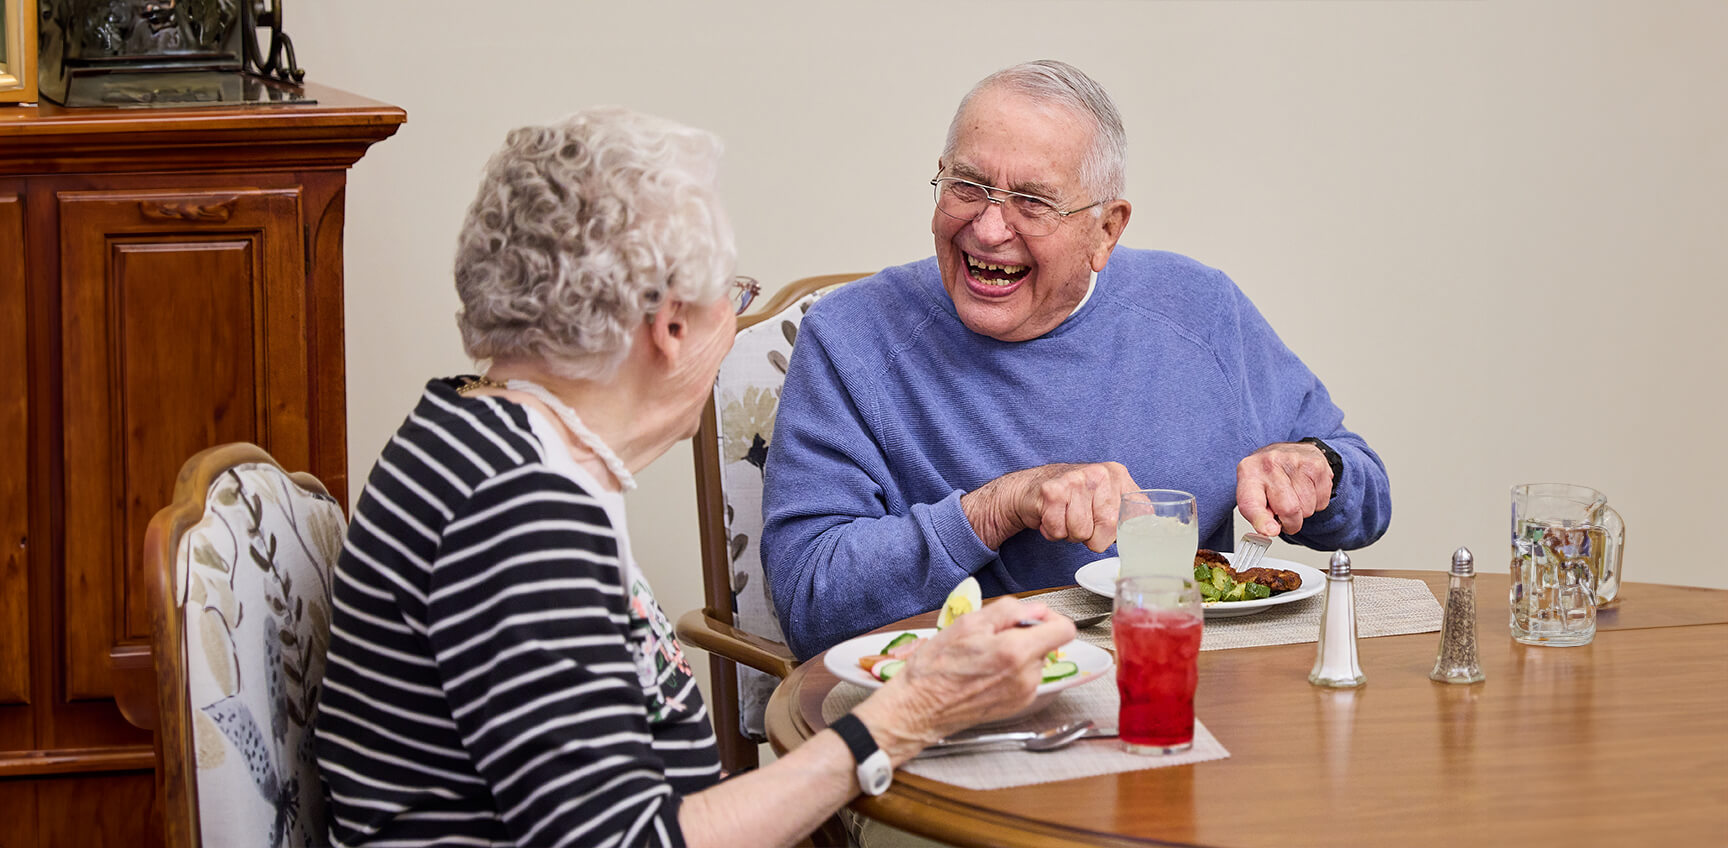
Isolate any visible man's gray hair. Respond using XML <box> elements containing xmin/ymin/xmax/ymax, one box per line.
<box><xmin>454</xmin><ymin>107</ymin><xmax>734</xmax><ymax>380</ymax></box>
<box><xmin>942</xmin><ymin>59</ymin><xmax>1127</xmax><ymax>203</ymax></box>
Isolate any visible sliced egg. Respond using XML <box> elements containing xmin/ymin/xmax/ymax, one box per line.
<box><xmin>936</xmin><ymin>576</ymin><xmax>982</xmax><ymax>629</ymax></box>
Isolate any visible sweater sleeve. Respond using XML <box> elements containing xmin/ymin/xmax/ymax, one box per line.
<box><xmin>426</xmin><ymin>467</ymin><xmax>690</xmax><ymax>848</ymax></box>
<box><xmin>760</xmin><ymin>315</ymin><xmax>992</xmax><ymax>660</ymax></box>
<box><xmin>1215</xmin><ymin>277</ymin><xmax>1392</xmax><ymax>551</ymax></box>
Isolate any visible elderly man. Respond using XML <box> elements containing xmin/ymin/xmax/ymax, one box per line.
<box><xmin>762</xmin><ymin>60</ymin><xmax>1391</xmax><ymax>660</ymax></box>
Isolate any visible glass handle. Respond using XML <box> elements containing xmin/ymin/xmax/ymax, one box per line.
<box><xmin>1597</xmin><ymin>505</ymin><xmax>1625</xmax><ymax>603</ymax></box>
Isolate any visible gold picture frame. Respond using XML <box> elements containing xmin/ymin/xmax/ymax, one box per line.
<box><xmin>1</xmin><ymin>0</ymin><xmax>38</xmax><ymax>104</ymax></box>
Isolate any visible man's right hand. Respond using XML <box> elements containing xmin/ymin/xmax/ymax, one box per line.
<box><xmin>960</xmin><ymin>462</ymin><xmax>1141</xmax><ymax>551</ymax></box>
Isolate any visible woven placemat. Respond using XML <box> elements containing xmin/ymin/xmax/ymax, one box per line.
<box><xmin>811</xmin><ymin>576</ymin><xmax>1439</xmax><ymax>791</ymax></box>
<box><xmin>1035</xmin><ymin>574</ymin><xmax>1443</xmax><ymax>652</ymax></box>
<box><xmin>822</xmin><ymin>678</ymin><xmax>1228</xmax><ymax>791</ymax></box>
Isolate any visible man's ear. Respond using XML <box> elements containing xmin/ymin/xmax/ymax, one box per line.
<box><xmin>646</xmin><ymin>301</ymin><xmax>690</xmax><ymax>362</ymax></box>
<box><xmin>1090</xmin><ymin>199</ymin><xmax>1133</xmax><ymax>272</ymax></box>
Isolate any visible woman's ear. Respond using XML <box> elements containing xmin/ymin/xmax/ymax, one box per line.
<box><xmin>646</xmin><ymin>301</ymin><xmax>689</xmax><ymax>361</ymax></box>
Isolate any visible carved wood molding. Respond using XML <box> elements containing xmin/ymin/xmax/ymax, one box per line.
<box><xmin>139</xmin><ymin>197</ymin><xmax>238</xmax><ymax>223</ymax></box>
<box><xmin>0</xmin><ymin>84</ymin><xmax>406</xmax><ymax>178</ymax></box>
<box><xmin>110</xmin><ymin>643</ymin><xmax>159</xmax><ymax>732</ymax></box>
<box><xmin>0</xmin><ymin>745</ymin><xmax>156</xmax><ymax>777</ymax></box>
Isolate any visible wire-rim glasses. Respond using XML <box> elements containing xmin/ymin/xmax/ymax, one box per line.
<box><xmin>931</xmin><ymin>176</ymin><xmax>1105</xmax><ymax>237</ymax></box>
<box><xmin>731</xmin><ymin>276</ymin><xmax>761</xmax><ymax>315</ymax></box>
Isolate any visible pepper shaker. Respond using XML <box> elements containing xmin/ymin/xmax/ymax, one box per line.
<box><xmin>1430</xmin><ymin>547</ymin><xmax>1486</xmax><ymax>684</ymax></box>
<box><xmin>1309</xmin><ymin>551</ymin><xmax>1366</xmax><ymax>688</ymax></box>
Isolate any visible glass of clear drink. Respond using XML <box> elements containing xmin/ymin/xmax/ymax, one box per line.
<box><xmin>1509</xmin><ymin>483</ymin><xmax>1625</xmax><ymax>647</ymax></box>
<box><xmin>1114</xmin><ymin>574</ymin><xmax>1204</xmax><ymax>754</ymax></box>
<box><xmin>1117</xmin><ymin>490</ymin><xmax>1199</xmax><ymax>581</ymax></box>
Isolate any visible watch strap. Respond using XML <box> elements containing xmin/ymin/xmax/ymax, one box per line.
<box><xmin>1298</xmin><ymin>436</ymin><xmax>1343</xmax><ymax>498</ymax></box>
<box><xmin>830</xmin><ymin>712</ymin><xmax>877</xmax><ymax>762</ymax></box>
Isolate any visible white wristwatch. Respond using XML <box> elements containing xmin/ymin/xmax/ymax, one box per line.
<box><xmin>830</xmin><ymin>712</ymin><xmax>893</xmax><ymax>796</ymax></box>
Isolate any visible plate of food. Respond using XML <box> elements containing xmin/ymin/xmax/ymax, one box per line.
<box><xmin>1074</xmin><ymin>550</ymin><xmax>1326</xmax><ymax>618</ymax></box>
<box><xmin>823</xmin><ymin>626</ymin><xmax>1113</xmax><ymax>724</ymax></box>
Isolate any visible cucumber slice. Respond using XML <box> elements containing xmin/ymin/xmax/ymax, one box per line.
<box><xmin>875</xmin><ymin>659</ymin><xmax>906</xmax><ymax>681</ymax></box>
<box><xmin>1210</xmin><ymin>569</ymin><xmax>1234</xmax><ymax>592</ymax></box>
<box><xmin>1041</xmin><ymin>660</ymin><xmax>1079</xmax><ymax>683</ymax></box>
<box><xmin>881</xmin><ymin>632</ymin><xmax>919</xmax><ymax>653</ymax></box>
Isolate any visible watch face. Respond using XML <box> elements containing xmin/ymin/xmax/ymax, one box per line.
<box><xmin>858</xmin><ymin>751</ymin><xmax>893</xmax><ymax>796</ymax></box>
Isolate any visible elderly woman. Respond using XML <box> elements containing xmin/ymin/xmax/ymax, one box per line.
<box><xmin>315</xmin><ymin>107</ymin><xmax>1073</xmax><ymax>848</ymax></box>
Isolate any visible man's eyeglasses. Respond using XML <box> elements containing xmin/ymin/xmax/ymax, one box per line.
<box><xmin>931</xmin><ymin>176</ymin><xmax>1106</xmax><ymax>238</ymax></box>
<box><xmin>731</xmin><ymin>276</ymin><xmax>761</xmax><ymax>315</ymax></box>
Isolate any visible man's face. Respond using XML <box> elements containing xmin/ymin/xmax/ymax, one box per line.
<box><xmin>933</xmin><ymin>87</ymin><xmax>1130</xmax><ymax>342</ymax></box>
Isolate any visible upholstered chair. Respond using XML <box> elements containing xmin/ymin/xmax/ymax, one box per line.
<box><xmin>112</xmin><ymin>442</ymin><xmax>345</xmax><ymax>848</ymax></box>
<box><xmin>676</xmin><ymin>272</ymin><xmax>864</xmax><ymax>773</ymax></box>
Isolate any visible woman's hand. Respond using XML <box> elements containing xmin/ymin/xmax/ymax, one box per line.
<box><xmin>680</xmin><ymin>596</ymin><xmax>1075</xmax><ymax>847</ymax></box>
<box><xmin>851</xmin><ymin>596</ymin><xmax>1077</xmax><ymax>764</ymax></box>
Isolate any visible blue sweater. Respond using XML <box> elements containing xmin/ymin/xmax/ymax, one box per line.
<box><xmin>761</xmin><ymin>249</ymin><xmax>1391</xmax><ymax>658</ymax></box>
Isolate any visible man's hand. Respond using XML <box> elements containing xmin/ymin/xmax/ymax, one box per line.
<box><xmin>961</xmin><ymin>462</ymin><xmax>1141</xmax><ymax>551</ymax></box>
<box><xmin>1236</xmin><ymin>442</ymin><xmax>1335</xmax><ymax>537</ymax></box>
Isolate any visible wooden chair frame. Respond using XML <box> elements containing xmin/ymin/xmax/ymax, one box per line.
<box><xmin>110</xmin><ymin>442</ymin><xmax>334</xmax><ymax>848</ymax></box>
<box><xmin>676</xmin><ymin>272</ymin><xmax>866</xmax><ymax>774</ymax></box>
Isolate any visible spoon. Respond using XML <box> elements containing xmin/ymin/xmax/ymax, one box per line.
<box><xmin>917</xmin><ymin>720</ymin><xmax>1097</xmax><ymax>759</ymax></box>
<box><xmin>1024</xmin><ymin>720</ymin><xmax>1099</xmax><ymax>751</ymax></box>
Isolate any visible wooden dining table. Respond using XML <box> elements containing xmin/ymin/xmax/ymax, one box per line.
<box><xmin>764</xmin><ymin>571</ymin><xmax>1728</xmax><ymax>847</ymax></box>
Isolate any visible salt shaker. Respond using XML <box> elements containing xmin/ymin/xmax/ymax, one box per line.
<box><xmin>1309</xmin><ymin>551</ymin><xmax>1366</xmax><ymax>688</ymax></box>
<box><xmin>1430</xmin><ymin>547</ymin><xmax>1486</xmax><ymax>684</ymax></box>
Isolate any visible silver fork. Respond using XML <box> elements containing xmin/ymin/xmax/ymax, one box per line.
<box><xmin>1234</xmin><ymin>531</ymin><xmax>1273</xmax><ymax>572</ymax></box>
<box><xmin>1068</xmin><ymin>611</ymin><xmax>1111</xmax><ymax>629</ymax></box>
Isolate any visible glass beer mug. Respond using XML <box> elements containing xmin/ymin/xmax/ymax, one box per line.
<box><xmin>1509</xmin><ymin>483</ymin><xmax>1625</xmax><ymax>646</ymax></box>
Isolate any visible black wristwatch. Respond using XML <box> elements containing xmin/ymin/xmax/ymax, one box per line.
<box><xmin>1298</xmin><ymin>437</ymin><xmax>1343</xmax><ymax>498</ymax></box>
<box><xmin>830</xmin><ymin>712</ymin><xmax>893</xmax><ymax>796</ymax></box>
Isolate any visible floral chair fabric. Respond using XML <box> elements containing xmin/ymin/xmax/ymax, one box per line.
<box><xmin>175</xmin><ymin>462</ymin><xmax>344</xmax><ymax>847</ymax></box>
<box><xmin>712</xmin><ymin>287</ymin><xmax>833</xmax><ymax>739</ymax></box>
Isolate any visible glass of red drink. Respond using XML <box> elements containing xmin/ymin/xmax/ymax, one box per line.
<box><xmin>1113</xmin><ymin>574</ymin><xmax>1203</xmax><ymax>754</ymax></box>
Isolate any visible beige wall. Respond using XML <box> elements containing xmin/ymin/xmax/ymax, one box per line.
<box><xmin>298</xmin><ymin>0</ymin><xmax>1728</xmax><ymax>703</ymax></box>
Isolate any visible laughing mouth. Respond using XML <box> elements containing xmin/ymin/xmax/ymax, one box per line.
<box><xmin>965</xmin><ymin>253</ymin><xmax>1030</xmax><ymax>287</ymax></box>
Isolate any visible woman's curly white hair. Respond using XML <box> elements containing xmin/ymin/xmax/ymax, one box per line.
<box><xmin>454</xmin><ymin>107</ymin><xmax>734</xmax><ymax>379</ymax></box>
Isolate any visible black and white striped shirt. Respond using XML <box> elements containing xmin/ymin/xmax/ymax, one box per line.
<box><xmin>317</xmin><ymin>378</ymin><xmax>721</xmax><ymax>847</ymax></box>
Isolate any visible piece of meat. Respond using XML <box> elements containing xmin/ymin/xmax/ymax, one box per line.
<box><xmin>1195</xmin><ymin>548</ymin><xmax>1303</xmax><ymax>594</ymax></box>
<box><xmin>1232</xmin><ymin>567</ymin><xmax>1304</xmax><ymax>594</ymax></box>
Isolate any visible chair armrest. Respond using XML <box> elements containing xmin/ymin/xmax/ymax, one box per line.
<box><xmin>675</xmin><ymin>609</ymin><xmax>799</xmax><ymax>679</ymax></box>
<box><xmin>109</xmin><ymin>644</ymin><xmax>159</xmax><ymax>732</ymax></box>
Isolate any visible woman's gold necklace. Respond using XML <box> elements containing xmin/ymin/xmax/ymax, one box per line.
<box><xmin>456</xmin><ymin>375</ymin><xmax>508</xmax><ymax>395</ymax></box>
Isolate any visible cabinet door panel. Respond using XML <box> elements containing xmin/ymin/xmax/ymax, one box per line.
<box><xmin>0</xmin><ymin>776</ymin><xmax>37</xmax><ymax>847</ymax></box>
<box><xmin>59</xmin><ymin>187</ymin><xmax>306</xmax><ymax>702</ymax></box>
<box><xmin>34</xmin><ymin>771</ymin><xmax>154</xmax><ymax>847</ymax></box>
<box><xmin>0</xmin><ymin>192</ymin><xmax>27</xmax><ymax>707</ymax></box>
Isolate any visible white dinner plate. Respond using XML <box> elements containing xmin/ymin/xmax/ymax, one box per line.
<box><xmin>823</xmin><ymin>627</ymin><xmax>1113</xmax><ymax>724</ymax></box>
<box><xmin>1073</xmin><ymin>553</ymin><xmax>1327</xmax><ymax>618</ymax></box>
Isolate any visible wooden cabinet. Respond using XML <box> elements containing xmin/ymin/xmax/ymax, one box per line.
<box><xmin>0</xmin><ymin>85</ymin><xmax>404</xmax><ymax>847</ymax></box>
